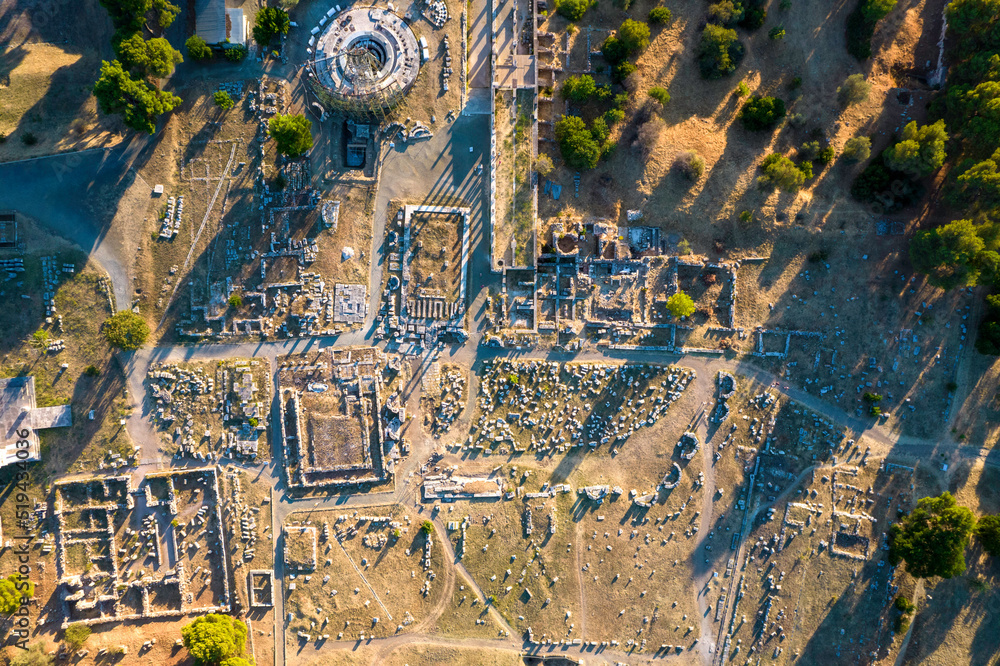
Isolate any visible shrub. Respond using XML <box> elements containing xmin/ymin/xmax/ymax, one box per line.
<box><xmin>759</xmin><ymin>153</ymin><xmax>810</xmax><ymax>192</ymax></box>
<box><xmin>561</xmin><ymin>74</ymin><xmax>598</xmax><ymax>102</ymax></box>
<box><xmin>421</xmin><ymin>520</ymin><xmax>434</xmax><ymax>534</ymax></box>
<box><xmin>556</xmin><ymin>0</ymin><xmax>593</xmax><ymax>21</ymax></box>
<box><xmin>634</xmin><ymin>117</ymin><xmax>664</xmax><ymax>156</ymax></box>
<box><xmin>838</xmin><ymin>73</ymin><xmax>871</xmax><ymax>106</ymax></box>
<box><xmin>769</xmin><ymin>25</ymin><xmax>786</xmax><ymax>40</ymax></box>
<box><xmin>186</xmin><ymin>35</ymin><xmax>212</xmax><ymax>61</ymax></box>
<box><xmin>590</xmin><ymin>117</ymin><xmax>610</xmax><ymax>143</ymax></box>
<box><xmin>224</xmin><ymin>45</ymin><xmax>248</xmax><ymax>62</ymax></box>
<box><xmin>603</xmin><ymin>108</ymin><xmax>625</xmax><ymax>125</ymax></box>
<box><xmin>64</xmin><ymin>624</ymin><xmax>91</xmax><ymax>651</ymax></box>
<box><xmin>735</xmin><ymin>81</ymin><xmax>750</xmax><ymax>97</ymax></box>
<box><xmin>228</xmin><ymin>293</ymin><xmax>242</xmax><ymax>308</ymax></box>
<box><xmin>648</xmin><ymin>86</ymin><xmax>670</xmax><ymax>105</ymax></box>
<box><xmin>675</xmin><ymin>151</ymin><xmax>706</xmax><ymax>181</ymax></box>
<box><xmin>842</xmin><ymin>136</ymin><xmax>872</xmax><ymax>161</ymax></box>
<box><xmin>613</xmin><ymin>93</ymin><xmax>629</xmax><ymax>110</ymax></box>
<box><xmin>214</xmin><ymin>91</ymin><xmax>234</xmax><ymax>110</ymax></box>
<box><xmin>698</xmin><ymin>24</ymin><xmax>744</xmax><ymax>79</ymax></box>
<box><xmin>84</xmin><ymin>365</ymin><xmax>100</xmax><ymax>377</ymax></box>
<box><xmin>536</xmin><ymin>153</ymin><xmax>554</xmax><ymax>176</ymax></box>
<box><xmin>21</xmin><ymin>133</ymin><xmax>38</xmax><ymax>146</ymax></box>
<box><xmin>739</xmin><ymin>95</ymin><xmax>786</xmax><ymax>131</ymax></box>
<box><xmin>817</xmin><ymin>146</ymin><xmax>836</xmax><ymax>164</ymax></box>
<box><xmin>799</xmin><ymin>141</ymin><xmax>821</xmax><ymax>161</ymax></box>
<box><xmin>788</xmin><ymin>76</ymin><xmax>802</xmax><ymax>90</ymax></box>
<box><xmin>708</xmin><ymin>0</ymin><xmax>744</xmax><ymax>26</ymax></box>
<box><xmin>649</xmin><ymin>7</ymin><xmax>672</xmax><ymax>24</ymax></box>
<box><xmin>103</xmin><ymin>311</ymin><xmax>150</xmax><ymax>351</ymax></box>
<box><xmin>895</xmin><ymin>596</ymin><xmax>916</xmax><ymax>613</ymax></box>
<box><xmin>740</xmin><ymin>0</ymin><xmax>767</xmax><ymax>29</ymax></box>
<box><xmin>613</xmin><ymin>60</ymin><xmax>637</xmax><ymax>83</ymax></box>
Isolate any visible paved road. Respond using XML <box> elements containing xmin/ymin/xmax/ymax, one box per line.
<box><xmin>0</xmin><ymin>146</ymin><xmax>146</xmax><ymax>310</ymax></box>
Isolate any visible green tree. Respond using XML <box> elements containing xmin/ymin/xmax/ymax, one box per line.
<box><xmin>946</xmin><ymin>0</ymin><xmax>1000</xmax><ymax>61</ymax></box>
<box><xmin>910</xmin><ymin>219</ymin><xmax>987</xmax><ymax>289</ymax></box>
<box><xmin>838</xmin><ymin>73</ymin><xmax>871</xmax><ymax>106</ymax></box>
<box><xmin>99</xmin><ymin>0</ymin><xmax>152</xmax><ymax>31</ymax></box>
<box><xmin>769</xmin><ymin>25</ymin><xmax>786</xmax><ymax>40</ymax></box>
<box><xmin>555</xmin><ymin>115</ymin><xmax>601</xmax><ymax>170</ymax></box>
<box><xmin>103</xmin><ymin>310</ymin><xmax>151</xmax><ymax>351</ymax></box>
<box><xmin>957</xmin><ymin>150</ymin><xmax>1000</xmax><ymax>206</ymax></box>
<box><xmin>617</xmin><ymin>19</ymin><xmax>651</xmax><ymax>55</ymax></box>
<box><xmin>759</xmin><ymin>153</ymin><xmax>809</xmax><ymax>192</ymax></box>
<box><xmin>64</xmin><ymin>624</ymin><xmax>92</xmax><ymax>651</ymax></box>
<box><xmin>648</xmin><ymin>7</ymin><xmax>672</xmax><ymax>23</ymax></box>
<box><xmin>0</xmin><ymin>575</ymin><xmax>33</xmax><ymax>615</ymax></box>
<box><xmin>889</xmin><ymin>492</ymin><xmax>975</xmax><ymax>579</ymax></box>
<box><xmin>976</xmin><ymin>514</ymin><xmax>1000</xmax><ymax>556</ymax></box>
<box><xmin>421</xmin><ymin>520</ymin><xmax>434</xmax><ymax>534</ymax></box>
<box><xmin>698</xmin><ymin>24</ymin><xmax>744</xmax><ymax>79</ymax></box>
<box><xmin>556</xmin><ymin>0</ymin><xmax>593</xmax><ymax>20</ymax></box>
<box><xmin>115</xmin><ymin>34</ymin><xmax>183</xmax><ymax>77</ymax></box>
<box><xmin>649</xmin><ymin>86</ymin><xmax>670</xmax><ymax>105</ymax></box>
<box><xmin>252</xmin><ymin>6</ymin><xmax>290</xmax><ymax>45</ymax></box>
<box><xmin>666</xmin><ymin>291</ymin><xmax>695</xmax><ymax>319</ymax></box>
<box><xmin>863</xmin><ymin>0</ymin><xmax>897</xmax><ymax>22</ymax></box>
<box><xmin>885</xmin><ymin>120</ymin><xmax>948</xmax><ymax>177</ymax></box>
<box><xmin>228</xmin><ymin>292</ymin><xmax>242</xmax><ymax>308</ymax></box>
<box><xmin>602</xmin><ymin>35</ymin><xmax>628</xmax><ymax>64</ymax></box>
<box><xmin>957</xmin><ymin>81</ymin><xmax>1000</xmax><ymax>146</ymax></box>
<box><xmin>181</xmin><ymin>614</ymin><xmax>248</xmax><ymax>665</ymax></box>
<box><xmin>153</xmin><ymin>0</ymin><xmax>180</xmax><ymax>28</ymax></box>
<box><xmin>842</xmin><ymin>136</ymin><xmax>872</xmax><ymax>161</ymax></box>
<box><xmin>708</xmin><ymin>0</ymin><xmax>744</xmax><ymax>26</ymax></box>
<box><xmin>561</xmin><ymin>74</ymin><xmax>598</xmax><ymax>102</ymax></box>
<box><xmin>220</xmin><ymin>659</ymin><xmax>253</xmax><ymax>666</ymax></box>
<box><xmin>739</xmin><ymin>95</ymin><xmax>786</xmax><ymax>131</ymax></box>
<box><xmin>268</xmin><ymin>113</ymin><xmax>313</xmax><ymax>157</ymax></box>
<box><xmin>214</xmin><ymin>91</ymin><xmax>235</xmax><ymax>110</ymax></box>
<box><xmin>93</xmin><ymin>60</ymin><xmax>181</xmax><ymax>133</ymax></box>
<box><xmin>186</xmin><ymin>35</ymin><xmax>213</xmax><ymax>61</ymax></box>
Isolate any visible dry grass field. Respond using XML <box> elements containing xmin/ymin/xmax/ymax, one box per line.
<box><xmin>0</xmin><ymin>0</ymin><xmax>122</xmax><ymax>161</ymax></box>
<box><xmin>283</xmin><ymin>506</ymin><xmax>448</xmax><ymax>641</ymax></box>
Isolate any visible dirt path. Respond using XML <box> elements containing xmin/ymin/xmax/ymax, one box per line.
<box><xmin>573</xmin><ymin>519</ymin><xmax>588</xmax><ymax>640</ymax></box>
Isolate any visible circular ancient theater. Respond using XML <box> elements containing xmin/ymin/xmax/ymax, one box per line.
<box><xmin>308</xmin><ymin>6</ymin><xmax>420</xmax><ymax>118</ymax></box>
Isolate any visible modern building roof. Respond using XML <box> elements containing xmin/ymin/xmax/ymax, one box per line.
<box><xmin>195</xmin><ymin>0</ymin><xmax>227</xmax><ymax>44</ymax></box>
<box><xmin>0</xmin><ymin>377</ymin><xmax>70</xmax><ymax>467</ymax></box>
